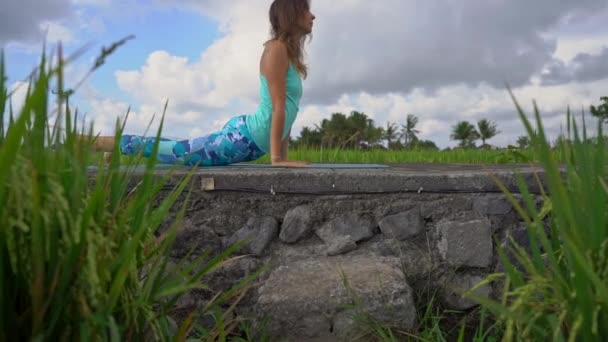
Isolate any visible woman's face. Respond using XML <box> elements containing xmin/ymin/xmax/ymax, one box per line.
<box><xmin>298</xmin><ymin>7</ymin><xmax>315</xmax><ymax>34</ymax></box>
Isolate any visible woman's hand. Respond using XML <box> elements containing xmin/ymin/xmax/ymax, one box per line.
<box><xmin>271</xmin><ymin>159</ymin><xmax>311</xmax><ymax>167</ymax></box>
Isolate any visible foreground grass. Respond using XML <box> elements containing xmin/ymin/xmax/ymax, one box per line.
<box><xmin>463</xmin><ymin>99</ymin><xmax>608</xmax><ymax>340</ymax></box>
<box><xmin>0</xmin><ymin>47</ymin><xmax>258</xmax><ymax>341</ymax></box>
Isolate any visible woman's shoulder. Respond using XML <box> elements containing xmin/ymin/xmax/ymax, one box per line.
<box><xmin>263</xmin><ymin>39</ymin><xmax>288</xmax><ymax>53</ymax></box>
<box><xmin>261</xmin><ymin>39</ymin><xmax>289</xmax><ymax>69</ymax></box>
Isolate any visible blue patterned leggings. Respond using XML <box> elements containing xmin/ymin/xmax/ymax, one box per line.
<box><xmin>119</xmin><ymin>115</ymin><xmax>266</xmax><ymax>166</ymax></box>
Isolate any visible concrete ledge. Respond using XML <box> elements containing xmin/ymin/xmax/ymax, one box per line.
<box><xmin>112</xmin><ymin>163</ymin><xmax>550</xmax><ymax>194</ymax></box>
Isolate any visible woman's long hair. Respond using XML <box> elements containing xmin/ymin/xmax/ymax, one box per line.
<box><xmin>268</xmin><ymin>0</ymin><xmax>311</xmax><ymax>79</ymax></box>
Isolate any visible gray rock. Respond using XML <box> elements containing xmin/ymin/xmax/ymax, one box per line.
<box><xmin>325</xmin><ymin>236</ymin><xmax>357</xmax><ymax>256</ymax></box>
<box><xmin>226</xmin><ymin>216</ymin><xmax>279</xmax><ymax>256</ymax></box>
<box><xmin>442</xmin><ymin>274</ymin><xmax>491</xmax><ymax>310</ymax></box>
<box><xmin>280</xmin><ymin>205</ymin><xmax>316</xmax><ymax>243</ymax></box>
<box><xmin>256</xmin><ymin>255</ymin><xmax>416</xmax><ymax>340</ymax></box>
<box><xmin>496</xmin><ymin>223</ymin><xmax>549</xmax><ymax>272</ymax></box>
<box><xmin>473</xmin><ymin>195</ymin><xmax>513</xmax><ymax>216</ymax></box>
<box><xmin>436</xmin><ymin>219</ymin><xmax>493</xmax><ymax>268</ymax></box>
<box><xmin>352</xmin><ymin>238</ymin><xmax>436</xmax><ymax>281</ymax></box>
<box><xmin>378</xmin><ymin>209</ymin><xmax>424</xmax><ymax>240</ymax></box>
<box><xmin>316</xmin><ymin>212</ymin><xmax>376</xmax><ymax>244</ymax></box>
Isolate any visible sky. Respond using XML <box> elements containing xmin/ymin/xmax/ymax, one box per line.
<box><xmin>2</xmin><ymin>0</ymin><xmax>608</xmax><ymax>148</ymax></box>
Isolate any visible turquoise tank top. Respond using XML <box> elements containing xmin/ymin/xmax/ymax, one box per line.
<box><xmin>246</xmin><ymin>63</ymin><xmax>303</xmax><ymax>153</ymax></box>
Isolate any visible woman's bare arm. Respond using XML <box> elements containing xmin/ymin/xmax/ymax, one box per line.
<box><xmin>261</xmin><ymin>41</ymin><xmax>308</xmax><ymax>167</ymax></box>
<box><xmin>281</xmin><ymin>129</ymin><xmax>290</xmax><ymax>160</ymax></box>
<box><xmin>261</xmin><ymin>40</ymin><xmax>288</xmax><ymax>160</ymax></box>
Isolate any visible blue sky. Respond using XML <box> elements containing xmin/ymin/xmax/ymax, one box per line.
<box><xmin>5</xmin><ymin>2</ymin><xmax>220</xmax><ymax>110</ymax></box>
<box><xmin>85</xmin><ymin>7</ymin><xmax>219</xmax><ymax>101</ymax></box>
<box><xmin>3</xmin><ymin>0</ymin><xmax>608</xmax><ymax>148</ymax></box>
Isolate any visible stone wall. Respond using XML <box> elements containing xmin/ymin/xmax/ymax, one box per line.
<box><xmin>165</xmin><ymin>189</ymin><xmax>532</xmax><ymax>341</ymax></box>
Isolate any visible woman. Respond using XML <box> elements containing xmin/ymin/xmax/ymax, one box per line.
<box><xmin>93</xmin><ymin>0</ymin><xmax>315</xmax><ymax>167</ymax></box>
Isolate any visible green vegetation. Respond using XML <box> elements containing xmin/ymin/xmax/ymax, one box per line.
<box><xmin>255</xmin><ymin>147</ymin><xmax>536</xmax><ymax>164</ymax></box>
<box><xmin>293</xmin><ymin>110</ymin><xmax>446</xmax><ymax>151</ymax></box>
<box><xmin>450</xmin><ymin>121</ymin><xmax>481</xmax><ymax>149</ymax></box>
<box><xmin>590</xmin><ymin>96</ymin><xmax>608</xmax><ymax>125</ymax></box>
<box><xmin>292</xmin><ymin>107</ymin><xmax>505</xmax><ymax>151</ymax></box>
<box><xmin>0</xmin><ymin>47</ymin><xmax>258</xmax><ymax>341</ymax></box>
<box><xmin>477</xmin><ymin>119</ymin><xmax>500</xmax><ymax>147</ymax></box>
<box><xmin>463</xmin><ymin>94</ymin><xmax>608</xmax><ymax>341</ymax></box>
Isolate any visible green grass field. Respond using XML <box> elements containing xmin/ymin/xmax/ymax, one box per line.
<box><xmin>257</xmin><ymin>147</ymin><xmax>532</xmax><ymax>164</ymax></box>
<box><xmin>108</xmin><ymin>147</ymin><xmax>532</xmax><ymax>166</ymax></box>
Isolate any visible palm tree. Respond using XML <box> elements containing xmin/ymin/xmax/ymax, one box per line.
<box><xmin>319</xmin><ymin>113</ymin><xmax>349</xmax><ymax>147</ymax></box>
<box><xmin>347</xmin><ymin>111</ymin><xmax>378</xmax><ymax>148</ymax></box>
<box><xmin>383</xmin><ymin>122</ymin><xmax>399</xmax><ymax>148</ymax></box>
<box><xmin>298</xmin><ymin>126</ymin><xmax>323</xmax><ymax>147</ymax></box>
<box><xmin>451</xmin><ymin>121</ymin><xmax>480</xmax><ymax>148</ymax></box>
<box><xmin>516</xmin><ymin>135</ymin><xmax>530</xmax><ymax>149</ymax></box>
<box><xmin>363</xmin><ymin>118</ymin><xmax>383</xmax><ymax>147</ymax></box>
<box><xmin>477</xmin><ymin>119</ymin><xmax>500</xmax><ymax>146</ymax></box>
<box><xmin>590</xmin><ymin>96</ymin><xmax>608</xmax><ymax>125</ymax></box>
<box><xmin>401</xmin><ymin>114</ymin><xmax>420</xmax><ymax>147</ymax></box>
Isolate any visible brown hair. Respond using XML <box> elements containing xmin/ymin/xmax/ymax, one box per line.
<box><xmin>268</xmin><ymin>0</ymin><xmax>311</xmax><ymax>79</ymax></box>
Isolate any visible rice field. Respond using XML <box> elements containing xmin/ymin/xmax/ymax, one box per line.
<box><xmin>107</xmin><ymin>147</ymin><xmax>533</xmax><ymax>166</ymax></box>
<box><xmin>256</xmin><ymin>147</ymin><xmax>533</xmax><ymax>164</ymax></box>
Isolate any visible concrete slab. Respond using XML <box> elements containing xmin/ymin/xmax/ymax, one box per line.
<box><xmin>101</xmin><ymin>163</ymin><xmax>553</xmax><ymax>195</ymax></box>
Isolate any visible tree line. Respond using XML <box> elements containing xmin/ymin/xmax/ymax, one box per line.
<box><xmin>291</xmin><ymin>110</ymin><xmax>504</xmax><ymax>150</ymax></box>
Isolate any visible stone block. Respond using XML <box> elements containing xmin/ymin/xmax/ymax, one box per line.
<box><xmin>226</xmin><ymin>216</ymin><xmax>279</xmax><ymax>256</ymax></box>
<box><xmin>378</xmin><ymin>209</ymin><xmax>424</xmax><ymax>240</ymax></box>
<box><xmin>280</xmin><ymin>205</ymin><xmax>316</xmax><ymax>243</ymax></box>
<box><xmin>316</xmin><ymin>212</ymin><xmax>376</xmax><ymax>244</ymax></box>
<box><xmin>325</xmin><ymin>236</ymin><xmax>357</xmax><ymax>256</ymax></box>
<box><xmin>436</xmin><ymin>219</ymin><xmax>493</xmax><ymax>268</ymax></box>
<box><xmin>473</xmin><ymin>195</ymin><xmax>513</xmax><ymax>216</ymax></box>
<box><xmin>442</xmin><ymin>274</ymin><xmax>492</xmax><ymax>310</ymax></box>
<box><xmin>256</xmin><ymin>255</ymin><xmax>416</xmax><ymax>340</ymax></box>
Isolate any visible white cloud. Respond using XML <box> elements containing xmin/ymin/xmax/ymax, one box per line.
<box><xmin>555</xmin><ymin>37</ymin><xmax>608</xmax><ymax>61</ymax></box>
<box><xmin>40</xmin><ymin>21</ymin><xmax>77</xmax><ymax>44</ymax></box>
<box><xmin>8</xmin><ymin>81</ymin><xmax>30</xmax><ymax>114</ymax></box>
